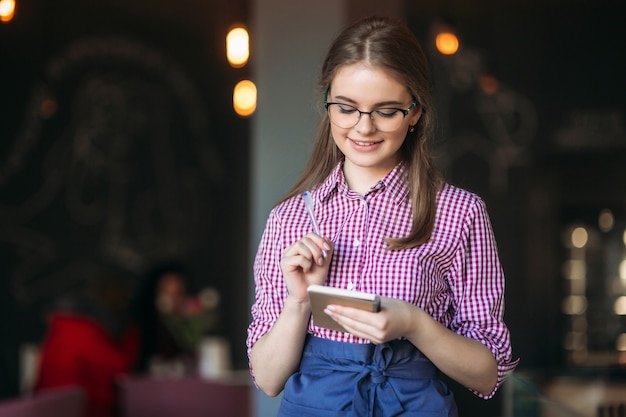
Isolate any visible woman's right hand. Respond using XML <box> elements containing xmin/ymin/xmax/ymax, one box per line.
<box><xmin>280</xmin><ymin>233</ymin><xmax>333</xmax><ymax>302</ymax></box>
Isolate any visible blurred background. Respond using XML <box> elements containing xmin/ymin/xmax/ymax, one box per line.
<box><xmin>1</xmin><ymin>0</ymin><xmax>625</xmax><ymax>416</ymax></box>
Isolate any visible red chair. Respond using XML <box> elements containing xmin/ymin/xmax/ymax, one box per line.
<box><xmin>117</xmin><ymin>374</ymin><xmax>252</xmax><ymax>417</ymax></box>
<box><xmin>0</xmin><ymin>385</ymin><xmax>86</xmax><ymax>417</ymax></box>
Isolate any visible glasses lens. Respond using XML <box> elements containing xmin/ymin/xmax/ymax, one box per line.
<box><xmin>327</xmin><ymin>104</ymin><xmax>405</xmax><ymax>132</ymax></box>
<box><xmin>327</xmin><ymin>103</ymin><xmax>359</xmax><ymax>129</ymax></box>
<box><xmin>372</xmin><ymin>109</ymin><xmax>404</xmax><ymax>132</ymax></box>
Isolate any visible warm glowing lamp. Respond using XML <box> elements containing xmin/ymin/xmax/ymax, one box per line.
<box><xmin>227</xmin><ymin>26</ymin><xmax>249</xmax><ymax>68</ymax></box>
<box><xmin>435</xmin><ymin>31</ymin><xmax>459</xmax><ymax>55</ymax></box>
<box><xmin>0</xmin><ymin>0</ymin><xmax>16</xmax><ymax>23</ymax></box>
<box><xmin>571</xmin><ymin>227</ymin><xmax>588</xmax><ymax>249</ymax></box>
<box><xmin>233</xmin><ymin>80</ymin><xmax>256</xmax><ymax>117</ymax></box>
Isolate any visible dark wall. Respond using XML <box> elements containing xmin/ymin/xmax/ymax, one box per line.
<box><xmin>404</xmin><ymin>1</ymin><xmax>626</xmax><ymax>415</ymax></box>
<box><xmin>0</xmin><ymin>0</ymin><xmax>250</xmax><ymax>398</ymax></box>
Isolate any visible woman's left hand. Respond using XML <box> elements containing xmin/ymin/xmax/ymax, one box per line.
<box><xmin>325</xmin><ymin>297</ymin><xmax>499</xmax><ymax>396</ymax></box>
<box><xmin>324</xmin><ymin>297</ymin><xmax>419</xmax><ymax>344</ymax></box>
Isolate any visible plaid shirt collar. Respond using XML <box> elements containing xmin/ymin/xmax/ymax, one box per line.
<box><xmin>316</xmin><ymin>158</ymin><xmax>410</xmax><ymax>205</ymax></box>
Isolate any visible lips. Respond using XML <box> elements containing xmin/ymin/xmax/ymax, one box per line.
<box><xmin>350</xmin><ymin>138</ymin><xmax>382</xmax><ymax>147</ymax></box>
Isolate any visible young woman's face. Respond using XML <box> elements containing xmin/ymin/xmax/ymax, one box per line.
<box><xmin>328</xmin><ymin>63</ymin><xmax>421</xmax><ymax>182</ymax></box>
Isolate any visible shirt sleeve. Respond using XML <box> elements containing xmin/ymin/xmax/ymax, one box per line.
<box><xmin>448</xmin><ymin>196</ymin><xmax>519</xmax><ymax>399</ymax></box>
<box><xmin>246</xmin><ymin>209</ymin><xmax>288</xmax><ymax>376</ymax></box>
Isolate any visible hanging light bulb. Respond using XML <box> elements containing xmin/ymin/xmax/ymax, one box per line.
<box><xmin>226</xmin><ymin>25</ymin><xmax>249</xmax><ymax>68</ymax></box>
<box><xmin>435</xmin><ymin>31</ymin><xmax>459</xmax><ymax>55</ymax></box>
<box><xmin>233</xmin><ymin>80</ymin><xmax>256</xmax><ymax>117</ymax></box>
<box><xmin>0</xmin><ymin>0</ymin><xmax>16</xmax><ymax>23</ymax></box>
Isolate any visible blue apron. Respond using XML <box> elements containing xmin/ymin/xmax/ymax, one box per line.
<box><xmin>278</xmin><ymin>336</ymin><xmax>458</xmax><ymax>417</ymax></box>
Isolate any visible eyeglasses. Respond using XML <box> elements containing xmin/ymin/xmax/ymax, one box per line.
<box><xmin>324</xmin><ymin>101</ymin><xmax>417</xmax><ymax>132</ymax></box>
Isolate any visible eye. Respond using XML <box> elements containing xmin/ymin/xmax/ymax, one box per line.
<box><xmin>336</xmin><ymin>103</ymin><xmax>358</xmax><ymax>114</ymax></box>
<box><xmin>375</xmin><ymin>108</ymin><xmax>401</xmax><ymax>118</ymax></box>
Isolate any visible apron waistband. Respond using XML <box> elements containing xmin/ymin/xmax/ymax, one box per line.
<box><xmin>301</xmin><ymin>335</ymin><xmax>438</xmax><ymax>378</ymax></box>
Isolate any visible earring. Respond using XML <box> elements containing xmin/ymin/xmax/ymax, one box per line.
<box><xmin>409</xmin><ymin>125</ymin><xmax>415</xmax><ymax>133</ymax></box>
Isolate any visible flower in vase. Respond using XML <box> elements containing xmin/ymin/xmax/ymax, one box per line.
<box><xmin>157</xmin><ymin>287</ymin><xmax>221</xmax><ymax>352</ymax></box>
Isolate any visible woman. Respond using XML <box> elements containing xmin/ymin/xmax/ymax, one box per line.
<box><xmin>132</xmin><ymin>261</ymin><xmax>193</xmax><ymax>375</ymax></box>
<box><xmin>247</xmin><ymin>15</ymin><xmax>518</xmax><ymax>416</ymax></box>
<box><xmin>35</xmin><ymin>266</ymin><xmax>139</xmax><ymax>417</ymax></box>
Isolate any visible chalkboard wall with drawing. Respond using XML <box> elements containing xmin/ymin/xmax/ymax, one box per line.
<box><xmin>0</xmin><ymin>1</ymin><xmax>250</xmax><ymax>398</ymax></box>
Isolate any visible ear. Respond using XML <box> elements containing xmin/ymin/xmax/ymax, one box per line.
<box><xmin>409</xmin><ymin>105</ymin><xmax>423</xmax><ymax>126</ymax></box>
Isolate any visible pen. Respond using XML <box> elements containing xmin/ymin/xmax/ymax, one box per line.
<box><xmin>303</xmin><ymin>191</ymin><xmax>321</xmax><ymax>235</ymax></box>
<box><xmin>303</xmin><ymin>191</ymin><xmax>327</xmax><ymax>258</ymax></box>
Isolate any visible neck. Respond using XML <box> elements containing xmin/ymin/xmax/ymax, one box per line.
<box><xmin>342</xmin><ymin>163</ymin><xmax>394</xmax><ymax>196</ymax></box>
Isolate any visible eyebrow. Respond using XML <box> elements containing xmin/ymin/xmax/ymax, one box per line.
<box><xmin>332</xmin><ymin>95</ymin><xmax>407</xmax><ymax>108</ymax></box>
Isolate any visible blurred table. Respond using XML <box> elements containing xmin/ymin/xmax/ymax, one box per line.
<box><xmin>117</xmin><ymin>372</ymin><xmax>252</xmax><ymax>417</ymax></box>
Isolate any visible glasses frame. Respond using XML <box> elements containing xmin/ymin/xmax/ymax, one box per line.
<box><xmin>323</xmin><ymin>101</ymin><xmax>417</xmax><ymax>132</ymax></box>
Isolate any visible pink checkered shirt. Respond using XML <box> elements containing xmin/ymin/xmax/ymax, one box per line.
<box><xmin>247</xmin><ymin>161</ymin><xmax>518</xmax><ymax>396</ymax></box>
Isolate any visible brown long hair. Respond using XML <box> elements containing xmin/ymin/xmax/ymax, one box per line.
<box><xmin>281</xmin><ymin>16</ymin><xmax>441</xmax><ymax>250</ymax></box>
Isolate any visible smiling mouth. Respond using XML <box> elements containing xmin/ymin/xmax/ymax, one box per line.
<box><xmin>351</xmin><ymin>139</ymin><xmax>382</xmax><ymax>146</ymax></box>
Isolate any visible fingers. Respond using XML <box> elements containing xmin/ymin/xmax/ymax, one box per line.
<box><xmin>281</xmin><ymin>251</ymin><xmax>316</xmax><ymax>274</ymax></box>
<box><xmin>280</xmin><ymin>234</ymin><xmax>333</xmax><ymax>300</ymax></box>
<box><xmin>324</xmin><ymin>305</ymin><xmax>373</xmax><ymax>331</ymax></box>
<box><xmin>304</xmin><ymin>233</ymin><xmax>332</xmax><ymax>264</ymax></box>
<box><xmin>285</xmin><ymin>234</ymin><xmax>332</xmax><ymax>268</ymax></box>
<box><xmin>323</xmin><ymin>305</ymin><xmax>388</xmax><ymax>344</ymax></box>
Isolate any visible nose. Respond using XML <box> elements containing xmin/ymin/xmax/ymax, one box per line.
<box><xmin>354</xmin><ymin>111</ymin><xmax>376</xmax><ymax>134</ymax></box>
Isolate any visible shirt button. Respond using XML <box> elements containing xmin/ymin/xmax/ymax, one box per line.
<box><xmin>353</xmin><ymin>239</ymin><xmax>360</xmax><ymax>247</ymax></box>
<box><xmin>347</xmin><ymin>282</ymin><xmax>354</xmax><ymax>290</ymax></box>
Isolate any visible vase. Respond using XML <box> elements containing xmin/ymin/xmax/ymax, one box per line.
<box><xmin>197</xmin><ymin>336</ymin><xmax>231</xmax><ymax>379</ymax></box>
